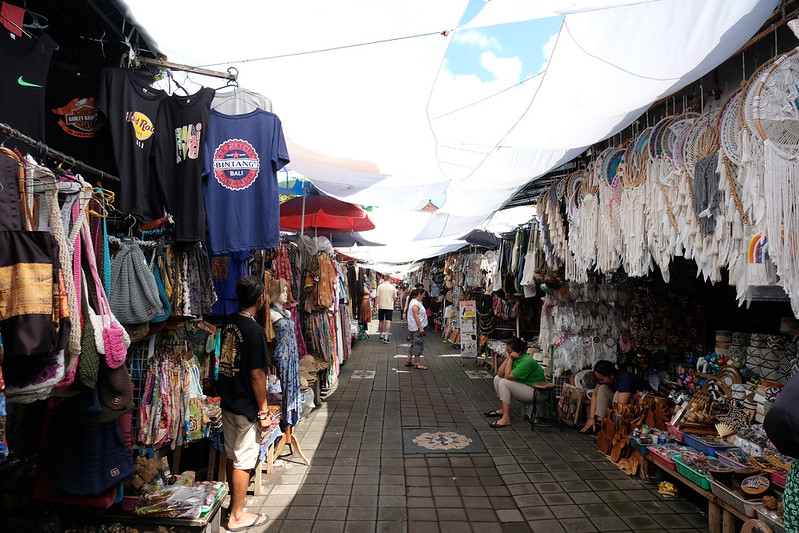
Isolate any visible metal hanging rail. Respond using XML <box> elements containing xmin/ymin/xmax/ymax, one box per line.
<box><xmin>0</xmin><ymin>122</ymin><xmax>121</xmax><ymax>183</ymax></box>
<box><xmin>136</xmin><ymin>57</ymin><xmax>238</xmax><ymax>82</ymax></box>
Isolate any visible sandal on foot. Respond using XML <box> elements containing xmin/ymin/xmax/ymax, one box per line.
<box><xmin>489</xmin><ymin>421</ymin><xmax>510</xmax><ymax>429</ymax></box>
<box><xmin>227</xmin><ymin>513</ymin><xmax>269</xmax><ymax>532</ymax></box>
<box><xmin>414</xmin><ymin>364</ymin><xmax>428</xmax><ymax>370</ymax></box>
<box><xmin>484</xmin><ymin>410</ymin><xmax>502</xmax><ymax>418</ymax></box>
<box><xmin>404</xmin><ymin>361</ymin><xmax>414</xmax><ymax>367</ymax></box>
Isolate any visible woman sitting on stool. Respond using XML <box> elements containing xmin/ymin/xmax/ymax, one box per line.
<box><xmin>580</xmin><ymin>359</ymin><xmax>654</xmax><ymax>433</ymax></box>
<box><xmin>485</xmin><ymin>337</ymin><xmax>546</xmax><ymax>428</ymax></box>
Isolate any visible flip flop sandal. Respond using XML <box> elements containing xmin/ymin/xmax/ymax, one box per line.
<box><xmin>414</xmin><ymin>364</ymin><xmax>428</xmax><ymax>370</ymax></box>
<box><xmin>484</xmin><ymin>410</ymin><xmax>502</xmax><ymax>418</ymax></box>
<box><xmin>227</xmin><ymin>512</ymin><xmax>269</xmax><ymax>532</ymax></box>
<box><xmin>404</xmin><ymin>361</ymin><xmax>414</xmax><ymax>367</ymax></box>
<box><xmin>489</xmin><ymin>421</ymin><xmax>510</xmax><ymax>429</ymax></box>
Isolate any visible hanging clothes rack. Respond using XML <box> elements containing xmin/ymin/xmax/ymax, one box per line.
<box><xmin>136</xmin><ymin>57</ymin><xmax>238</xmax><ymax>82</ymax></box>
<box><xmin>0</xmin><ymin>122</ymin><xmax>121</xmax><ymax>183</ymax></box>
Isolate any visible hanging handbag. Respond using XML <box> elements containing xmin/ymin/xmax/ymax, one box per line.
<box><xmin>109</xmin><ymin>239</ymin><xmax>163</xmax><ymax>324</ymax></box>
<box><xmin>81</xmin><ymin>223</ymin><xmax>129</xmax><ymax>368</ymax></box>
<box><xmin>149</xmin><ymin>242</ymin><xmax>172</xmax><ymax>323</ymax></box>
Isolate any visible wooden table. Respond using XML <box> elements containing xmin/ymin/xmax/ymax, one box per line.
<box><xmin>644</xmin><ymin>455</ymin><xmax>750</xmax><ymax>533</ymax></box>
<box><xmin>95</xmin><ymin>487</ymin><xmax>227</xmax><ymax>533</ymax></box>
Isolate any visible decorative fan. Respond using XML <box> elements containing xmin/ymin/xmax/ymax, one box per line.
<box><xmin>715</xmin><ymin>404</ymin><xmax>750</xmax><ymax>437</ymax></box>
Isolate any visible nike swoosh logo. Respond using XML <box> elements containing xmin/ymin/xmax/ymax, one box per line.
<box><xmin>17</xmin><ymin>76</ymin><xmax>42</xmax><ymax>88</ymax></box>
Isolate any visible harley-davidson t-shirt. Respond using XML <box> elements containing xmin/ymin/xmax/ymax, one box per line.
<box><xmin>96</xmin><ymin>68</ymin><xmax>167</xmax><ymax>222</ymax></box>
<box><xmin>45</xmin><ymin>66</ymin><xmax>116</xmax><ymax>173</ymax></box>
<box><xmin>153</xmin><ymin>87</ymin><xmax>215</xmax><ymax>242</ymax></box>
<box><xmin>202</xmin><ymin>109</ymin><xmax>289</xmax><ymax>254</ymax></box>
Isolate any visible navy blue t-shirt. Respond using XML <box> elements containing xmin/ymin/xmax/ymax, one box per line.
<box><xmin>202</xmin><ymin>109</ymin><xmax>289</xmax><ymax>254</ymax></box>
<box><xmin>611</xmin><ymin>370</ymin><xmax>654</xmax><ymax>394</ymax></box>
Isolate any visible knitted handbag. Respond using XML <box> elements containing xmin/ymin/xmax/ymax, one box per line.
<box><xmin>109</xmin><ymin>241</ymin><xmax>163</xmax><ymax>324</ymax></box>
<box><xmin>81</xmin><ymin>223</ymin><xmax>129</xmax><ymax>369</ymax></box>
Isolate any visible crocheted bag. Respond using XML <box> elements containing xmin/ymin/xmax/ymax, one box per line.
<box><xmin>81</xmin><ymin>224</ymin><xmax>129</xmax><ymax>369</ymax></box>
<box><xmin>109</xmin><ymin>240</ymin><xmax>163</xmax><ymax>324</ymax></box>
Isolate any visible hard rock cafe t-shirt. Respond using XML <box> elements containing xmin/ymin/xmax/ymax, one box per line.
<box><xmin>202</xmin><ymin>109</ymin><xmax>290</xmax><ymax>254</ymax></box>
<box><xmin>96</xmin><ymin>68</ymin><xmax>167</xmax><ymax>223</ymax></box>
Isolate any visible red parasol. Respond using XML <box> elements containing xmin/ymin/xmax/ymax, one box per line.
<box><xmin>279</xmin><ymin>195</ymin><xmax>375</xmax><ymax>234</ymax></box>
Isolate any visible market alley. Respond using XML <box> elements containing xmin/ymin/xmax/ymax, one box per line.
<box><xmin>243</xmin><ymin>324</ymin><xmax>711</xmax><ymax>533</ymax></box>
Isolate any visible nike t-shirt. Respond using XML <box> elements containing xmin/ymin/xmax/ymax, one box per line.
<box><xmin>96</xmin><ymin>68</ymin><xmax>167</xmax><ymax>223</ymax></box>
<box><xmin>0</xmin><ymin>30</ymin><xmax>57</xmax><ymax>142</ymax></box>
<box><xmin>202</xmin><ymin>109</ymin><xmax>290</xmax><ymax>254</ymax></box>
<box><xmin>153</xmin><ymin>87</ymin><xmax>215</xmax><ymax>242</ymax></box>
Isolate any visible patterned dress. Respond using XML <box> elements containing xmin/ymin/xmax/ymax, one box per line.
<box><xmin>272</xmin><ymin>305</ymin><xmax>302</xmax><ymax>427</ymax></box>
<box><xmin>785</xmin><ymin>463</ymin><xmax>798</xmax><ymax>532</ymax></box>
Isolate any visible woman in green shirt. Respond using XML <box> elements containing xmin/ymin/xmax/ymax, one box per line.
<box><xmin>485</xmin><ymin>337</ymin><xmax>545</xmax><ymax>428</ymax></box>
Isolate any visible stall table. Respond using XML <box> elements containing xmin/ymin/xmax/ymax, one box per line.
<box><xmin>84</xmin><ymin>487</ymin><xmax>228</xmax><ymax>533</ymax></box>
<box><xmin>643</xmin><ymin>454</ymin><xmax>750</xmax><ymax>533</ymax></box>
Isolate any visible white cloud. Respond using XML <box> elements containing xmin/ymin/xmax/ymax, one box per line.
<box><xmin>539</xmin><ymin>31</ymin><xmax>559</xmax><ymax>70</ymax></box>
<box><xmin>479</xmin><ymin>51</ymin><xmax>523</xmax><ymax>83</ymax></box>
<box><xmin>452</xmin><ymin>29</ymin><xmax>502</xmax><ymax>51</ymax></box>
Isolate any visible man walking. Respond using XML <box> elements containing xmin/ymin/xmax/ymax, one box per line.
<box><xmin>375</xmin><ymin>275</ymin><xmax>398</xmax><ymax>344</ymax></box>
<box><xmin>218</xmin><ymin>276</ymin><xmax>271</xmax><ymax>531</ymax></box>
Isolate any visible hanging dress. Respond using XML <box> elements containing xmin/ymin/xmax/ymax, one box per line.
<box><xmin>272</xmin><ymin>305</ymin><xmax>302</xmax><ymax>428</ymax></box>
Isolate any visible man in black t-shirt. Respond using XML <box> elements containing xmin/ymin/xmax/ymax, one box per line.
<box><xmin>218</xmin><ymin>276</ymin><xmax>270</xmax><ymax>531</ymax></box>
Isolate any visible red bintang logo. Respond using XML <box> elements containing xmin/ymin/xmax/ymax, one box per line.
<box><xmin>213</xmin><ymin>139</ymin><xmax>260</xmax><ymax>190</ymax></box>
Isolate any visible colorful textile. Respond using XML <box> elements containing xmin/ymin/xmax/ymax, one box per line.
<box><xmin>271</xmin><ymin>306</ymin><xmax>302</xmax><ymax>428</ymax></box>
<box><xmin>785</xmin><ymin>462</ymin><xmax>798</xmax><ymax>532</ymax></box>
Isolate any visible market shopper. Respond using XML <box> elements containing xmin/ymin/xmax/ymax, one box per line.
<box><xmin>581</xmin><ymin>359</ymin><xmax>654</xmax><ymax>433</ymax></box>
<box><xmin>484</xmin><ymin>337</ymin><xmax>546</xmax><ymax>428</ymax></box>
<box><xmin>375</xmin><ymin>275</ymin><xmax>398</xmax><ymax>344</ymax></box>
<box><xmin>404</xmin><ymin>289</ymin><xmax>428</xmax><ymax>369</ymax></box>
<box><xmin>218</xmin><ymin>275</ymin><xmax>270</xmax><ymax>531</ymax></box>
<box><xmin>764</xmin><ymin>373</ymin><xmax>799</xmax><ymax>531</ymax></box>
<box><xmin>402</xmin><ymin>283</ymin><xmax>425</xmax><ymax>341</ymax></box>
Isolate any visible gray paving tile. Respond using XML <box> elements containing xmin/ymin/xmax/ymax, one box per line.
<box><xmin>527</xmin><ymin>519</ymin><xmax>567</xmax><ymax>533</ymax></box>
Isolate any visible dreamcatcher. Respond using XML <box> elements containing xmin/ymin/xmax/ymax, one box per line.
<box><xmin>596</xmin><ymin>147</ymin><xmax>626</xmax><ymax>272</ymax></box>
<box><xmin>751</xmin><ymin>34</ymin><xmax>799</xmax><ymax>316</ymax></box>
<box><xmin>620</xmin><ymin>128</ymin><xmax>653</xmax><ymax>277</ymax></box>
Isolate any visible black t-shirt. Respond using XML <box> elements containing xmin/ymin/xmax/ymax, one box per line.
<box><xmin>153</xmin><ymin>88</ymin><xmax>215</xmax><ymax>242</ymax></box>
<box><xmin>611</xmin><ymin>370</ymin><xmax>655</xmax><ymax>394</ymax></box>
<box><xmin>0</xmin><ymin>30</ymin><xmax>57</xmax><ymax>142</ymax></box>
<box><xmin>96</xmin><ymin>68</ymin><xmax>167</xmax><ymax>223</ymax></box>
<box><xmin>45</xmin><ymin>66</ymin><xmax>116</xmax><ymax>174</ymax></box>
<box><xmin>765</xmin><ymin>374</ymin><xmax>799</xmax><ymax>459</ymax></box>
<box><xmin>218</xmin><ymin>313</ymin><xmax>268</xmax><ymax>421</ymax></box>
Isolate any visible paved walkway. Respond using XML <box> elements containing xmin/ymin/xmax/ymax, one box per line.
<box><xmin>236</xmin><ymin>323</ymin><xmax>710</xmax><ymax>533</ymax></box>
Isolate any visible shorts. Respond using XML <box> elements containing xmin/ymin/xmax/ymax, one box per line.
<box><xmin>222</xmin><ymin>409</ymin><xmax>260</xmax><ymax>470</ymax></box>
<box><xmin>409</xmin><ymin>330</ymin><xmax>425</xmax><ymax>356</ymax></box>
<box><xmin>378</xmin><ymin>309</ymin><xmax>394</xmax><ymax>321</ymax></box>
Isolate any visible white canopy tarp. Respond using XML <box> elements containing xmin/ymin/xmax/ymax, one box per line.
<box><xmin>126</xmin><ymin>0</ymin><xmax>778</xmax><ymax>264</ymax></box>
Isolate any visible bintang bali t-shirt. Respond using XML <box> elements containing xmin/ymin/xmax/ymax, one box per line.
<box><xmin>153</xmin><ymin>87</ymin><xmax>215</xmax><ymax>242</ymax></box>
<box><xmin>96</xmin><ymin>68</ymin><xmax>167</xmax><ymax>223</ymax></box>
<box><xmin>202</xmin><ymin>109</ymin><xmax>290</xmax><ymax>254</ymax></box>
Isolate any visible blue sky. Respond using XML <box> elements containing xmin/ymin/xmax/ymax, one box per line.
<box><xmin>446</xmin><ymin>0</ymin><xmax>563</xmax><ymax>81</ymax></box>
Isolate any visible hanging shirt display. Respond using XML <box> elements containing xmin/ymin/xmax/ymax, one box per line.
<box><xmin>153</xmin><ymin>87</ymin><xmax>215</xmax><ymax>242</ymax></box>
<box><xmin>0</xmin><ymin>30</ymin><xmax>57</xmax><ymax>142</ymax></box>
<box><xmin>96</xmin><ymin>68</ymin><xmax>167</xmax><ymax>222</ymax></box>
<box><xmin>45</xmin><ymin>67</ymin><xmax>115</xmax><ymax>173</ymax></box>
<box><xmin>202</xmin><ymin>109</ymin><xmax>289</xmax><ymax>254</ymax></box>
